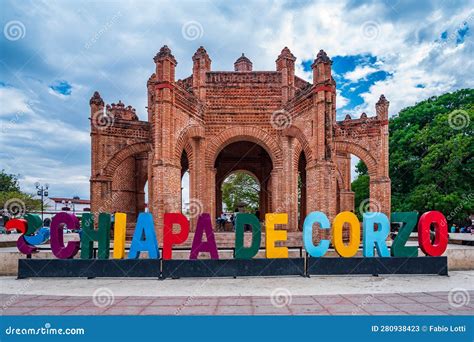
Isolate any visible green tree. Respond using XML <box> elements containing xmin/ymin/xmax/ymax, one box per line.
<box><xmin>0</xmin><ymin>170</ymin><xmax>42</xmax><ymax>217</ymax></box>
<box><xmin>389</xmin><ymin>89</ymin><xmax>473</xmax><ymax>225</ymax></box>
<box><xmin>221</xmin><ymin>172</ymin><xmax>260</xmax><ymax>212</ymax></box>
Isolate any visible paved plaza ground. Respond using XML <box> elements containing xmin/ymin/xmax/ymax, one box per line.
<box><xmin>1</xmin><ymin>271</ymin><xmax>473</xmax><ymax>316</ymax></box>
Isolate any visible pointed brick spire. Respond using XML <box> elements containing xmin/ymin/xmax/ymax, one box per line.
<box><xmin>89</xmin><ymin>91</ymin><xmax>104</xmax><ymax>106</ymax></box>
<box><xmin>234</xmin><ymin>53</ymin><xmax>252</xmax><ymax>71</ymax></box>
<box><xmin>154</xmin><ymin>45</ymin><xmax>177</xmax><ymax>64</ymax></box>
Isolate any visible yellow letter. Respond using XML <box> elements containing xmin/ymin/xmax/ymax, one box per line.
<box><xmin>333</xmin><ymin>211</ymin><xmax>360</xmax><ymax>258</ymax></box>
<box><xmin>265</xmin><ymin>213</ymin><xmax>288</xmax><ymax>258</ymax></box>
<box><xmin>113</xmin><ymin>213</ymin><xmax>127</xmax><ymax>259</ymax></box>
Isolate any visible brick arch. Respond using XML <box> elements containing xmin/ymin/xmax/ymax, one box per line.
<box><xmin>206</xmin><ymin>126</ymin><xmax>283</xmax><ymax>168</ymax></box>
<box><xmin>283</xmin><ymin>125</ymin><xmax>313</xmax><ymax>164</ymax></box>
<box><xmin>219</xmin><ymin>168</ymin><xmax>261</xmax><ymax>187</ymax></box>
<box><xmin>334</xmin><ymin>140</ymin><xmax>377</xmax><ymax>177</ymax></box>
<box><xmin>174</xmin><ymin>124</ymin><xmax>204</xmax><ymax>162</ymax></box>
<box><xmin>102</xmin><ymin>142</ymin><xmax>152</xmax><ymax>179</ymax></box>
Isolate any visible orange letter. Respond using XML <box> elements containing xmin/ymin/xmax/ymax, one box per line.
<box><xmin>265</xmin><ymin>213</ymin><xmax>288</xmax><ymax>258</ymax></box>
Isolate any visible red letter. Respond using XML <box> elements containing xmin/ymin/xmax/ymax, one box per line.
<box><xmin>163</xmin><ymin>213</ymin><xmax>189</xmax><ymax>260</ymax></box>
<box><xmin>418</xmin><ymin>211</ymin><xmax>448</xmax><ymax>256</ymax></box>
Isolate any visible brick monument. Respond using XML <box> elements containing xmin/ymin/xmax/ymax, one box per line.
<box><xmin>89</xmin><ymin>46</ymin><xmax>390</xmax><ymax>240</ymax></box>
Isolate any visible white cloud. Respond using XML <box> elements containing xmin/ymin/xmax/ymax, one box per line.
<box><xmin>0</xmin><ymin>87</ymin><xmax>33</xmax><ymax>116</ymax></box>
<box><xmin>1</xmin><ymin>0</ymin><xmax>472</xmax><ymax>198</ymax></box>
<box><xmin>344</xmin><ymin>65</ymin><xmax>378</xmax><ymax>82</ymax></box>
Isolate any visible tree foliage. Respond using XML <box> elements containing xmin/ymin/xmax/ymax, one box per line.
<box><xmin>0</xmin><ymin>170</ymin><xmax>42</xmax><ymax>215</ymax></box>
<box><xmin>221</xmin><ymin>172</ymin><xmax>260</xmax><ymax>212</ymax></box>
<box><xmin>351</xmin><ymin>89</ymin><xmax>473</xmax><ymax>226</ymax></box>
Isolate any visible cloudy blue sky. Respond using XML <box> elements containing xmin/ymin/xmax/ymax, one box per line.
<box><xmin>1</xmin><ymin>0</ymin><xmax>473</xmax><ymax>200</ymax></box>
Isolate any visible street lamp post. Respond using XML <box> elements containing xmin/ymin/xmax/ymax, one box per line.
<box><xmin>35</xmin><ymin>182</ymin><xmax>49</xmax><ymax>221</ymax></box>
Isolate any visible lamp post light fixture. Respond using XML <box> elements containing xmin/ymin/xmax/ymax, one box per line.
<box><xmin>35</xmin><ymin>182</ymin><xmax>49</xmax><ymax>221</ymax></box>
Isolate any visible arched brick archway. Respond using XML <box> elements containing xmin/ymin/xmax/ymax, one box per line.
<box><xmin>206</xmin><ymin>126</ymin><xmax>283</xmax><ymax>169</ymax></box>
<box><xmin>334</xmin><ymin>140</ymin><xmax>377</xmax><ymax>177</ymax></box>
<box><xmin>334</xmin><ymin>139</ymin><xmax>390</xmax><ymax>216</ymax></box>
<box><xmin>90</xmin><ymin>45</ymin><xmax>390</xmax><ymax>239</ymax></box>
<box><xmin>102</xmin><ymin>142</ymin><xmax>152</xmax><ymax>179</ymax></box>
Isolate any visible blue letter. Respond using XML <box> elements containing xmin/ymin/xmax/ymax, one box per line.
<box><xmin>363</xmin><ymin>212</ymin><xmax>390</xmax><ymax>257</ymax></box>
<box><xmin>303</xmin><ymin>212</ymin><xmax>330</xmax><ymax>257</ymax></box>
<box><xmin>128</xmin><ymin>213</ymin><xmax>160</xmax><ymax>259</ymax></box>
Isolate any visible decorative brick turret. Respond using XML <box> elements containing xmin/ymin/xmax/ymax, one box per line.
<box><xmin>234</xmin><ymin>53</ymin><xmax>252</xmax><ymax>72</ymax></box>
<box><xmin>276</xmin><ymin>47</ymin><xmax>296</xmax><ymax>103</ymax></box>
<box><xmin>376</xmin><ymin>94</ymin><xmax>389</xmax><ymax>120</ymax></box>
<box><xmin>153</xmin><ymin>45</ymin><xmax>177</xmax><ymax>83</ymax></box>
<box><xmin>312</xmin><ymin>49</ymin><xmax>332</xmax><ymax>84</ymax></box>
<box><xmin>192</xmin><ymin>46</ymin><xmax>211</xmax><ymax>100</ymax></box>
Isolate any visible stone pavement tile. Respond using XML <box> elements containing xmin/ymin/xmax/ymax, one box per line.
<box><xmin>405</xmin><ymin>310</ymin><xmax>447</xmax><ymax>315</ymax></box>
<box><xmin>412</xmin><ymin>295</ymin><xmax>446</xmax><ymax>303</ymax></box>
<box><xmin>446</xmin><ymin>309</ymin><xmax>474</xmax><ymax>316</ymax></box>
<box><xmin>369</xmin><ymin>311</ymin><xmax>407</xmax><ymax>316</ymax></box>
<box><xmin>1</xmin><ymin>307</ymin><xmax>35</xmax><ymax>315</ymax></box>
<box><xmin>344</xmin><ymin>295</ymin><xmax>385</xmax><ymax>305</ymax></box>
<box><xmin>118</xmin><ymin>298</ymin><xmax>154</xmax><ymax>306</ymax></box>
<box><xmin>329</xmin><ymin>311</ymin><xmax>369</xmax><ymax>316</ymax></box>
<box><xmin>289</xmin><ymin>304</ymin><xmax>326</xmax><ymax>315</ymax></box>
<box><xmin>425</xmin><ymin>302</ymin><xmax>472</xmax><ymax>312</ymax></box>
<box><xmin>254</xmin><ymin>305</ymin><xmax>291</xmax><ymax>315</ymax></box>
<box><xmin>428</xmin><ymin>291</ymin><xmax>451</xmax><ymax>297</ymax></box>
<box><xmin>104</xmin><ymin>306</ymin><xmax>144</xmax><ymax>315</ymax></box>
<box><xmin>184</xmin><ymin>297</ymin><xmax>219</xmax><ymax>306</ymax></box>
<box><xmin>216</xmin><ymin>305</ymin><xmax>253</xmax><ymax>315</ymax></box>
<box><xmin>291</xmin><ymin>310</ymin><xmax>331</xmax><ymax>316</ymax></box>
<box><xmin>324</xmin><ymin>304</ymin><xmax>361</xmax><ymax>314</ymax></box>
<box><xmin>379</xmin><ymin>295</ymin><xmax>418</xmax><ymax>304</ymax></box>
<box><xmin>64</xmin><ymin>306</ymin><xmax>109</xmax><ymax>315</ymax></box>
<box><xmin>28</xmin><ymin>306</ymin><xmax>73</xmax><ymax>315</ymax></box>
<box><xmin>218</xmin><ymin>297</ymin><xmax>252</xmax><ymax>306</ymax></box>
<box><xmin>176</xmin><ymin>305</ymin><xmax>217</xmax><ymax>315</ymax></box>
<box><xmin>391</xmin><ymin>303</ymin><xmax>440</xmax><ymax>313</ymax></box>
<box><xmin>149</xmin><ymin>298</ymin><xmax>187</xmax><ymax>306</ymax></box>
<box><xmin>288</xmin><ymin>296</ymin><xmax>318</xmax><ymax>305</ymax></box>
<box><xmin>11</xmin><ymin>299</ymin><xmax>63</xmax><ymax>307</ymax></box>
<box><xmin>44</xmin><ymin>298</ymin><xmax>90</xmax><ymax>306</ymax></box>
<box><xmin>361</xmin><ymin>304</ymin><xmax>398</xmax><ymax>313</ymax></box>
<box><xmin>251</xmin><ymin>297</ymin><xmax>274</xmax><ymax>306</ymax></box>
<box><xmin>314</xmin><ymin>295</ymin><xmax>352</xmax><ymax>305</ymax></box>
<box><xmin>140</xmin><ymin>306</ymin><xmax>182</xmax><ymax>315</ymax></box>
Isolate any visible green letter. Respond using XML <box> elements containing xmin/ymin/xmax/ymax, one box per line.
<box><xmin>235</xmin><ymin>213</ymin><xmax>261</xmax><ymax>259</ymax></box>
<box><xmin>391</xmin><ymin>212</ymin><xmax>418</xmax><ymax>257</ymax></box>
<box><xmin>80</xmin><ymin>213</ymin><xmax>111</xmax><ymax>259</ymax></box>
